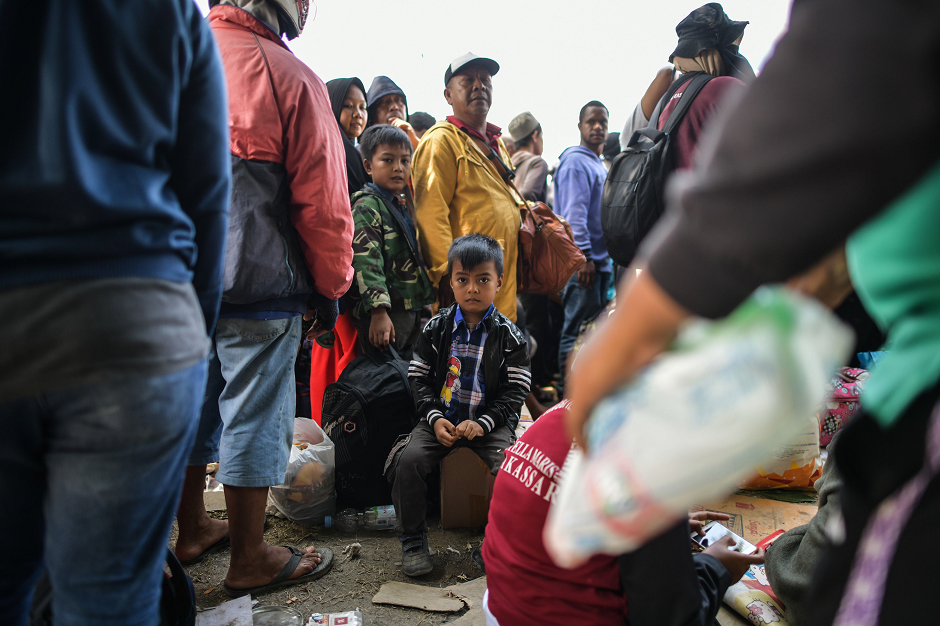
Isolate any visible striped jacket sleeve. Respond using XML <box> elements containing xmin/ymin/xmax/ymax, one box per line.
<box><xmin>409</xmin><ymin>320</ymin><xmax>446</xmax><ymax>427</ymax></box>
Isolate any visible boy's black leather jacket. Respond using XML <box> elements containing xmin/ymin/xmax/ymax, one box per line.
<box><xmin>408</xmin><ymin>303</ymin><xmax>530</xmax><ymax>434</ymax></box>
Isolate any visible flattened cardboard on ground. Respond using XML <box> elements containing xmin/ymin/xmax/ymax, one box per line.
<box><xmin>194</xmin><ymin>595</ymin><xmax>252</xmax><ymax>626</ymax></box>
<box><xmin>448</xmin><ymin>608</ymin><xmax>486</xmax><ymax>626</ymax></box>
<box><xmin>444</xmin><ymin>576</ymin><xmax>487</xmax><ymax>609</ymax></box>
<box><xmin>695</xmin><ymin>494</ymin><xmax>818</xmax><ymax>545</ymax></box>
<box><xmin>444</xmin><ymin>577</ymin><xmax>488</xmax><ymax>625</ymax></box>
<box><xmin>371</xmin><ymin>581</ymin><xmax>466</xmax><ymax>612</ymax></box>
<box><xmin>440</xmin><ymin>448</ymin><xmax>494</xmax><ymax>530</ymax></box>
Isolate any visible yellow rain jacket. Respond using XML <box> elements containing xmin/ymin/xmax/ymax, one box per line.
<box><xmin>413</xmin><ymin>121</ymin><xmax>521</xmax><ymax>322</ymax></box>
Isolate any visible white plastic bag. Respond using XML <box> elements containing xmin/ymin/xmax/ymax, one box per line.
<box><xmin>544</xmin><ymin>288</ymin><xmax>852</xmax><ymax>568</ymax></box>
<box><xmin>269</xmin><ymin>418</ymin><xmax>337</xmax><ymax>525</ymax></box>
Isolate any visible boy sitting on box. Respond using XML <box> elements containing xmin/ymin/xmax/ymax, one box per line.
<box><xmin>349</xmin><ymin>125</ymin><xmax>436</xmax><ymax>358</ymax></box>
<box><xmin>390</xmin><ymin>234</ymin><xmax>530</xmax><ymax>576</ymax></box>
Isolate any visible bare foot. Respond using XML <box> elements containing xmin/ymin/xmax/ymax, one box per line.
<box><xmin>225</xmin><ymin>544</ymin><xmax>321</xmax><ymax>590</ymax></box>
<box><xmin>174</xmin><ymin>517</ymin><xmax>229</xmax><ymax>563</ymax></box>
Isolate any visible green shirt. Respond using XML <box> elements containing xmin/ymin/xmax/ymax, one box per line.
<box><xmin>349</xmin><ymin>188</ymin><xmax>435</xmax><ymax>320</ymax></box>
<box><xmin>847</xmin><ymin>161</ymin><xmax>940</xmax><ymax>426</ymax></box>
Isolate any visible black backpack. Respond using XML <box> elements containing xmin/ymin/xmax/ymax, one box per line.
<box><xmin>321</xmin><ymin>346</ymin><xmax>417</xmax><ymax>509</ymax></box>
<box><xmin>601</xmin><ymin>72</ymin><xmax>713</xmax><ymax>268</ymax></box>
<box><xmin>30</xmin><ymin>549</ymin><xmax>196</xmax><ymax>626</ymax></box>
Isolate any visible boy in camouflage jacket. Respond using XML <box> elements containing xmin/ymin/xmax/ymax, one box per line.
<box><xmin>350</xmin><ymin>125</ymin><xmax>435</xmax><ymax>358</ymax></box>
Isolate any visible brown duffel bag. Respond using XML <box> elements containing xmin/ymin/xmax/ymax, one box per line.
<box><xmin>516</xmin><ymin>199</ymin><xmax>585</xmax><ymax>295</ymax></box>
<box><xmin>477</xmin><ymin>142</ymin><xmax>585</xmax><ymax>295</ymax></box>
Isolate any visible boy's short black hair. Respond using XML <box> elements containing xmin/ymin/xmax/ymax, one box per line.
<box><xmin>408</xmin><ymin>111</ymin><xmax>436</xmax><ymax>133</ymax></box>
<box><xmin>359</xmin><ymin>124</ymin><xmax>413</xmax><ymax>161</ymax></box>
<box><xmin>579</xmin><ymin>100</ymin><xmax>609</xmax><ymax>123</ymax></box>
<box><xmin>448</xmin><ymin>233</ymin><xmax>504</xmax><ymax>276</ymax></box>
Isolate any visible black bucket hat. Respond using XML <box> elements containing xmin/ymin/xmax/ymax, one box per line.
<box><xmin>669</xmin><ymin>3</ymin><xmax>754</xmax><ymax>81</ymax></box>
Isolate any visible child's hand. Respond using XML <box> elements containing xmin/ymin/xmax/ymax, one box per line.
<box><xmin>433</xmin><ymin>419</ymin><xmax>458</xmax><ymax>447</ymax></box>
<box><xmin>455</xmin><ymin>421</ymin><xmax>485</xmax><ymax>440</ymax></box>
<box><xmin>369</xmin><ymin>307</ymin><xmax>395</xmax><ymax>349</ymax></box>
<box><xmin>703</xmin><ymin>536</ymin><xmax>765</xmax><ymax>582</ymax></box>
<box><xmin>689</xmin><ymin>510</ymin><xmax>731</xmax><ymax>536</ymax></box>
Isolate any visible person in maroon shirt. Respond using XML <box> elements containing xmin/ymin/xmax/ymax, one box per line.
<box><xmin>483</xmin><ymin>402</ymin><xmax>762</xmax><ymax>625</ymax></box>
<box><xmin>657</xmin><ymin>3</ymin><xmax>754</xmax><ymax>170</ymax></box>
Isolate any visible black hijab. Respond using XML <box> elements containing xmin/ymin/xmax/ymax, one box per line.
<box><xmin>326</xmin><ymin>77</ymin><xmax>370</xmax><ymax>197</ymax></box>
<box><xmin>669</xmin><ymin>3</ymin><xmax>756</xmax><ymax>82</ymax></box>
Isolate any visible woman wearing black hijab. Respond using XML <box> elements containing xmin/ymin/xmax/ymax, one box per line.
<box><xmin>326</xmin><ymin>77</ymin><xmax>370</xmax><ymax>197</ymax></box>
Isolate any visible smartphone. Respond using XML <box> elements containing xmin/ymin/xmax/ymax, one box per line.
<box><xmin>692</xmin><ymin>521</ymin><xmax>758</xmax><ymax>555</ymax></box>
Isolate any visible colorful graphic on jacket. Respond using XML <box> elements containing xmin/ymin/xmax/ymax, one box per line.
<box><xmin>441</xmin><ymin>355</ymin><xmax>461</xmax><ymax>406</ymax></box>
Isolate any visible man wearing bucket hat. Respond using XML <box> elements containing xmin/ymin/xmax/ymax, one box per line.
<box><xmin>508</xmin><ymin>111</ymin><xmax>548</xmax><ymax>204</ymax></box>
<box><xmin>412</xmin><ymin>52</ymin><xmax>522</xmax><ymax>322</ymax></box>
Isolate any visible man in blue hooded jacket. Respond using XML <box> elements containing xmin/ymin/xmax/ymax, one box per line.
<box><xmin>554</xmin><ymin>100</ymin><xmax>611</xmax><ymax>385</ymax></box>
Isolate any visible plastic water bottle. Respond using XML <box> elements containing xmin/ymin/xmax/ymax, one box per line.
<box><xmin>325</xmin><ymin>505</ymin><xmax>397</xmax><ymax>532</ymax></box>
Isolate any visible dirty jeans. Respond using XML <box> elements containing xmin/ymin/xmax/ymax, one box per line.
<box><xmin>0</xmin><ymin>362</ymin><xmax>206</xmax><ymax>626</ymax></box>
<box><xmin>188</xmin><ymin>316</ymin><xmax>302</xmax><ymax>487</ymax></box>
<box><xmin>390</xmin><ymin>420</ymin><xmax>515</xmax><ymax>534</ymax></box>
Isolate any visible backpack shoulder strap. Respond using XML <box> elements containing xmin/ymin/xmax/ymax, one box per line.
<box><xmin>648</xmin><ymin>72</ymin><xmax>695</xmax><ymax>129</ymax></box>
<box><xmin>661</xmin><ymin>73</ymin><xmax>714</xmax><ymax>136</ymax></box>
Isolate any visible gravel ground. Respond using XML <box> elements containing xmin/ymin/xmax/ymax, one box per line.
<box><xmin>169</xmin><ymin>511</ymin><xmax>486</xmax><ymax>625</ymax></box>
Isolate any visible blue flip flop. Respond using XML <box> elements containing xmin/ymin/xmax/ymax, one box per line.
<box><xmin>223</xmin><ymin>545</ymin><xmax>334</xmax><ymax>598</ymax></box>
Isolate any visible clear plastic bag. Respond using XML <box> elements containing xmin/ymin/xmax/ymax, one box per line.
<box><xmin>269</xmin><ymin>418</ymin><xmax>337</xmax><ymax>525</ymax></box>
<box><xmin>545</xmin><ymin>288</ymin><xmax>853</xmax><ymax>568</ymax></box>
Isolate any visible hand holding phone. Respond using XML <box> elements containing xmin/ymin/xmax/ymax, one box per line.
<box><xmin>691</xmin><ymin>520</ymin><xmax>758</xmax><ymax>555</ymax></box>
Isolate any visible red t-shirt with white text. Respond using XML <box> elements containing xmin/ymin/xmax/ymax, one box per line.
<box><xmin>482</xmin><ymin>402</ymin><xmax>628</xmax><ymax>625</ymax></box>
<box><xmin>658</xmin><ymin>75</ymin><xmax>743</xmax><ymax>170</ymax></box>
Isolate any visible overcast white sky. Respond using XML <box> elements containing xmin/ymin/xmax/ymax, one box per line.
<box><xmin>197</xmin><ymin>0</ymin><xmax>793</xmax><ymax>163</ymax></box>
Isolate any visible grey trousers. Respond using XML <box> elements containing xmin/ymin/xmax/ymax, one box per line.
<box><xmin>390</xmin><ymin>420</ymin><xmax>515</xmax><ymax>534</ymax></box>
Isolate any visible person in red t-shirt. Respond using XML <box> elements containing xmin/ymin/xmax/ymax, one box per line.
<box><xmin>482</xmin><ymin>401</ymin><xmax>763</xmax><ymax>625</ymax></box>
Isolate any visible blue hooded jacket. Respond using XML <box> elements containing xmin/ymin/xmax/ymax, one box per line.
<box><xmin>553</xmin><ymin>146</ymin><xmax>610</xmax><ymax>267</ymax></box>
<box><xmin>0</xmin><ymin>0</ymin><xmax>231</xmax><ymax>333</ymax></box>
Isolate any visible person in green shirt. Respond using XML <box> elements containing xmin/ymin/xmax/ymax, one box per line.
<box><xmin>349</xmin><ymin>125</ymin><xmax>435</xmax><ymax>359</ymax></box>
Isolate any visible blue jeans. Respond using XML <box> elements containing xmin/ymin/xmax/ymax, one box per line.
<box><xmin>189</xmin><ymin>316</ymin><xmax>301</xmax><ymax>487</ymax></box>
<box><xmin>0</xmin><ymin>362</ymin><xmax>206</xmax><ymax>626</ymax></box>
<box><xmin>558</xmin><ymin>270</ymin><xmax>611</xmax><ymax>381</ymax></box>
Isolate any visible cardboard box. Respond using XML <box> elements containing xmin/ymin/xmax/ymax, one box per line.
<box><xmin>440</xmin><ymin>447</ymin><xmax>495</xmax><ymax>529</ymax></box>
<box><xmin>694</xmin><ymin>494</ymin><xmax>818</xmax><ymax>545</ymax></box>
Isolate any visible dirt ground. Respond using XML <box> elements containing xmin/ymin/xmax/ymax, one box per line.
<box><xmin>169</xmin><ymin>510</ymin><xmax>486</xmax><ymax>625</ymax></box>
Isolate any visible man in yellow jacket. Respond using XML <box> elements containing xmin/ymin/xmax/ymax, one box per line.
<box><xmin>413</xmin><ymin>52</ymin><xmax>520</xmax><ymax>322</ymax></box>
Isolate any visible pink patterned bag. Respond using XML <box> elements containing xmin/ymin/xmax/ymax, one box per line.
<box><xmin>818</xmin><ymin>368</ymin><xmax>869</xmax><ymax>446</ymax></box>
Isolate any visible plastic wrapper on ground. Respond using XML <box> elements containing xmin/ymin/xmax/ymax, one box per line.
<box><xmin>306</xmin><ymin>609</ymin><xmax>362</xmax><ymax>625</ymax></box>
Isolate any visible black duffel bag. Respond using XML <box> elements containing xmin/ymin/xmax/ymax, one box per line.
<box><xmin>321</xmin><ymin>346</ymin><xmax>417</xmax><ymax>509</ymax></box>
<box><xmin>601</xmin><ymin>72</ymin><xmax>713</xmax><ymax>268</ymax></box>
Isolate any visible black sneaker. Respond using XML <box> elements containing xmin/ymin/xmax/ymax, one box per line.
<box><xmin>400</xmin><ymin>533</ymin><xmax>433</xmax><ymax>577</ymax></box>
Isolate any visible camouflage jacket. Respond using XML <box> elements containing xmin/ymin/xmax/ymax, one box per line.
<box><xmin>349</xmin><ymin>186</ymin><xmax>435</xmax><ymax>319</ymax></box>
